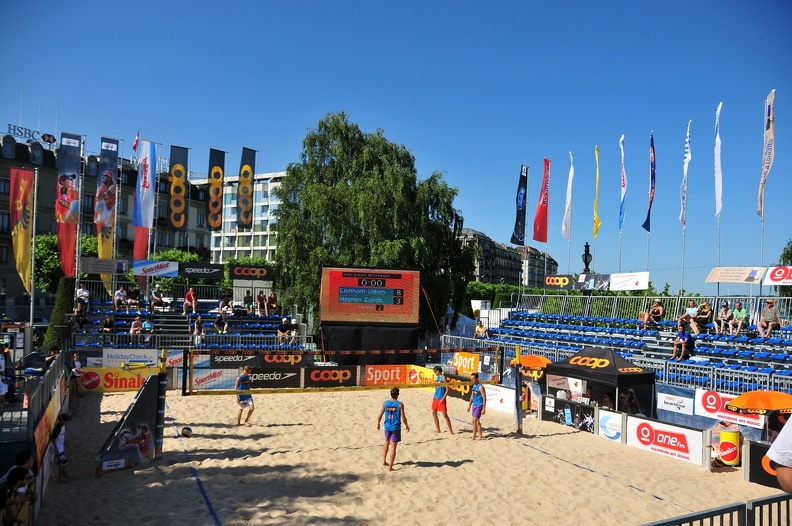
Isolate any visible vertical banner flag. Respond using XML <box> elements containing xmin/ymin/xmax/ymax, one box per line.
<box><xmin>207</xmin><ymin>148</ymin><xmax>225</xmax><ymax>230</ymax></box>
<box><xmin>714</xmin><ymin>103</ymin><xmax>723</xmax><ymax>220</ymax></box>
<box><xmin>97</xmin><ymin>137</ymin><xmax>119</xmax><ymax>295</ymax></box>
<box><xmin>561</xmin><ymin>152</ymin><xmax>574</xmax><ymax>241</ymax></box>
<box><xmin>593</xmin><ymin>146</ymin><xmax>601</xmax><ymax>238</ymax></box>
<box><xmin>168</xmin><ymin>146</ymin><xmax>189</xmax><ymax>231</ymax></box>
<box><xmin>642</xmin><ymin>132</ymin><xmax>656</xmax><ymax>233</ymax></box>
<box><xmin>237</xmin><ymin>147</ymin><xmax>256</xmax><ymax>228</ymax></box>
<box><xmin>510</xmin><ymin>165</ymin><xmax>528</xmax><ymax>245</ymax></box>
<box><xmin>56</xmin><ymin>132</ymin><xmax>82</xmax><ymax>277</ymax></box>
<box><xmin>757</xmin><ymin>89</ymin><xmax>776</xmax><ymax>218</ymax></box>
<box><xmin>133</xmin><ymin>140</ymin><xmax>157</xmax><ymax>262</ymax></box>
<box><xmin>618</xmin><ymin>135</ymin><xmax>627</xmax><ymax>231</ymax></box>
<box><xmin>132</xmin><ymin>130</ymin><xmax>139</xmax><ymax>152</ymax></box>
<box><xmin>10</xmin><ymin>168</ymin><xmax>34</xmax><ymax>292</ymax></box>
<box><xmin>533</xmin><ymin>159</ymin><xmax>550</xmax><ymax>243</ymax></box>
<box><xmin>680</xmin><ymin>120</ymin><xmax>692</xmax><ymax>227</ymax></box>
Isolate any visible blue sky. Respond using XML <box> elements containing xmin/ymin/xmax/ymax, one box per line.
<box><xmin>2</xmin><ymin>1</ymin><xmax>790</xmax><ymax>296</ymax></box>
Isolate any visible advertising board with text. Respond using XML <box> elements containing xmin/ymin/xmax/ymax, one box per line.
<box><xmin>763</xmin><ymin>266</ymin><xmax>792</xmax><ymax>286</ymax></box>
<box><xmin>694</xmin><ymin>389</ymin><xmax>765</xmax><ymax>429</ymax></box>
<box><xmin>319</xmin><ymin>267</ymin><xmax>420</xmax><ymax>324</ymax></box>
<box><xmin>597</xmin><ymin>410</ymin><xmax>624</xmax><ymax>442</ymax></box>
<box><xmin>304</xmin><ymin>367</ymin><xmax>358</xmax><ymax>387</ymax></box>
<box><xmin>80</xmin><ymin>368</ymin><xmax>148</xmax><ymax>392</ymax></box>
<box><xmin>248</xmin><ymin>367</ymin><xmax>301</xmax><ymax>388</ymax></box>
<box><xmin>102</xmin><ymin>349</ymin><xmax>160</xmax><ymax>368</ymax></box>
<box><xmin>625</xmin><ymin>417</ymin><xmax>704</xmax><ymax>465</ymax></box>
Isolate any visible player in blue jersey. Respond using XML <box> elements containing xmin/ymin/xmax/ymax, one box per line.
<box><xmin>432</xmin><ymin>366</ymin><xmax>454</xmax><ymax>434</ymax></box>
<box><xmin>377</xmin><ymin>387</ymin><xmax>410</xmax><ymax>471</ymax></box>
<box><xmin>235</xmin><ymin>365</ymin><xmax>255</xmax><ymax>426</ymax></box>
<box><xmin>467</xmin><ymin>372</ymin><xmax>487</xmax><ymax>440</ymax></box>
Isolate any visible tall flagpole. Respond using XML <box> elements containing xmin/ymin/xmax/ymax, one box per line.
<box><xmin>30</xmin><ymin>168</ymin><xmax>39</xmax><ymax>328</ymax></box>
<box><xmin>757</xmin><ymin>90</ymin><xmax>775</xmax><ymax>298</ymax></box>
<box><xmin>681</xmin><ymin>120</ymin><xmax>692</xmax><ymax>294</ymax></box>
<box><xmin>593</xmin><ymin>146</ymin><xmax>601</xmax><ymax>273</ymax></box>
<box><xmin>643</xmin><ymin>132</ymin><xmax>656</xmax><ymax>274</ymax></box>
<box><xmin>74</xmin><ymin>136</ymin><xmax>85</xmax><ymax>287</ymax></box>
<box><xmin>618</xmin><ymin>135</ymin><xmax>626</xmax><ymax>273</ymax></box>
<box><xmin>714</xmin><ymin>103</ymin><xmax>724</xmax><ymax>297</ymax></box>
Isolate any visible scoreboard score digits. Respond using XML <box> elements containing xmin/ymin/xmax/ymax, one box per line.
<box><xmin>319</xmin><ymin>267</ymin><xmax>420</xmax><ymax>324</ymax></box>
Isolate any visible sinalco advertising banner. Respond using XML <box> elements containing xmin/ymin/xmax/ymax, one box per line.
<box><xmin>625</xmin><ymin>416</ymin><xmax>704</xmax><ymax>465</ymax></box>
<box><xmin>79</xmin><ymin>368</ymin><xmax>148</xmax><ymax>392</ymax></box>
<box><xmin>763</xmin><ymin>266</ymin><xmax>792</xmax><ymax>286</ymax></box>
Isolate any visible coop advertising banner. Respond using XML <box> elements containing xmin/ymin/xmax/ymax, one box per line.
<box><xmin>608</xmin><ymin>271</ymin><xmax>650</xmax><ymax>291</ymax></box>
<box><xmin>543</xmin><ymin>274</ymin><xmax>574</xmax><ymax>291</ymax></box>
<box><xmin>168</xmin><ymin>146</ymin><xmax>189</xmax><ymax>231</ymax></box>
<box><xmin>237</xmin><ymin>147</ymin><xmax>256</xmax><ymax>228</ymax></box>
<box><xmin>705</xmin><ymin>267</ymin><xmax>766</xmax><ymax>284</ymax></box>
<box><xmin>763</xmin><ymin>266</ymin><xmax>792</xmax><ymax>286</ymax></box>
<box><xmin>132</xmin><ymin>260</ymin><xmax>179</xmax><ymax>277</ymax></box>
<box><xmin>207</xmin><ymin>148</ymin><xmax>225</xmax><ymax>230</ymax></box>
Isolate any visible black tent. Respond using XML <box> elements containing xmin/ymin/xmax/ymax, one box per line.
<box><xmin>544</xmin><ymin>346</ymin><xmax>656</xmax><ymax>416</ymax></box>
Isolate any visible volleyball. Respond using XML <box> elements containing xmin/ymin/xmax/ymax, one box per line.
<box><xmin>181</xmin><ymin>426</ymin><xmax>193</xmax><ymax>438</ymax></box>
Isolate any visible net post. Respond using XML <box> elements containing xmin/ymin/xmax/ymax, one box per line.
<box><xmin>515</xmin><ymin>344</ymin><xmax>523</xmax><ymax>434</ymax></box>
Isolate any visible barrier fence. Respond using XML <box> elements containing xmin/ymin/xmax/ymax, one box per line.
<box><xmin>643</xmin><ymin>493</ymin><xmax>791</xmax><ymax>526</ymax></box>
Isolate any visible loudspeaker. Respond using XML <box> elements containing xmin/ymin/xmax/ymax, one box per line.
<box><xmin>54</xmin><ymin>325</ymin><xmax>72</xmax><ymax>340</ymax></box>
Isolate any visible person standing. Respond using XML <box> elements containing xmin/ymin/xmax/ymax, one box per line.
<box><xmin>768</xmin><ymin>418</ymin><xmax>792</xmax><ymax>492</ymax></box>
<box><xmin>467</xmin><ymin>373</ymin><xmax>486</xmax><ymax>440</ymax></box>
<box><xmin>70</xmin><ymin>353</ymin><xmax>84</xmax><ymax>397</ymax></box>
<box><xmin>235</xmin><ymin>365</ymin><xmax>255</xmax><ymax>426</ymax></box>
<box><xmin>377</xmin><ymin>387</ymin><xmax>409</xmax><ymax>471</ymax></box>
<box><xmin>51</xmin><ymin>413</ymin><xmax>70</xmax><ymax>482</ymax></box>
<box><xmin>758</xmin><ymin>298</ymin><xmax>784</xmax><ymax>337</ymax></box>
<box><xmin>431</xmin><ymin>366</ymin><xmax>454</xmax><ymax>434</ymax></box>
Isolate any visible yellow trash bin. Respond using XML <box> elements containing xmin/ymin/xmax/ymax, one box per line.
<box><xmin>719</xmin><ymin>430</ymin><xmax>741</xmax><ymax>466</ymax></box>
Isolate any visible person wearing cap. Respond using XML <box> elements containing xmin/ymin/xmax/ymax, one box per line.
<box><xmin>729</xmin><ymin>301</ymin><xmax>748</xmax><ymax>335</ymax></box>
<box><xmin>758</xmin><ymin>298</ymin><xmax>784</xmax><ymax>337</ymax></box>
<box><xmin>277</xmin><ymin>317</ymin><xmax>294</xmax><ymax>345</ymax></box>
<box><xmin>642</xmin><ymin>299</ymin><xmax>664</xmax><ymax>330</ymax></box>
<box><xmin>55</xmin><ymin>173</ymin><xmax>79</xmax><ymax>223</ymax></box>
<box><xmin>714</xmin><ymin>301</ymin><xmax>733</xmax><ymax>334</ymax></box>
<box><xmin>150</xmin><ymin>283</ymin><xmax>167</xmax><ymax>310</ymax></box>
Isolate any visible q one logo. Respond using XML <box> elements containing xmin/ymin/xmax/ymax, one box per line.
<box><xmin>701</xmin><ymin>390</ymin><xmax>723</xmax><ymax>414</ymax></box>
<box><xmin>637</xmin><ymin>422</ymin><xmax>655</xmax><ymax>446</ymax></box>
<box><xmin>767</xmin><ymin>266</ymin><xmax>792</xmax><ymax>285</ymax></box>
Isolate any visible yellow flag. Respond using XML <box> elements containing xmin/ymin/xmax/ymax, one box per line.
<box><xmin>10</xmin><ymin>168</ymin><xmax>34</xmax><ymax>293</ymax></box>
<box><xmin>593</xmin><ymin>145</ymin><xmax>602</xmax><ymax>238</ymax></box>
<box><xmin>98</xmin><ymin>224</ymin><xmax>115</xmax><ymax>295</ymax></box>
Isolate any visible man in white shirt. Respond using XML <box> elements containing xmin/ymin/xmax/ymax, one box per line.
<box><xmin>76</xmin><ymin>282</ymin><xmax>90</xmax><ymax>310</ymax></box>
<box><xmin>768</xmin><ymin>419</ymin><xmax>792</xmax><ymax>492</ymax></box>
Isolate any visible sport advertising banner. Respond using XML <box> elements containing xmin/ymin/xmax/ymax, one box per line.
<box><xmin>763</xmin><ymin>266</ymin><xmax>792</xmax><ymax>286</ymax></box>
<box><xmin>597</xmin><ymin>409</ymin><xmax>623</xmax><ymax>441</ymax></box>
<box><xmin>168</xmin><ymin>146</ymin><xmax>189</xmax><ymax>231</ymax></box>
<box><xmin>304</xmin><ymin>367</ymin><xmax>358</xmax><ymax>387</ymax></box>
<box><xmin>237</xmin><ymin>147</ymin><xmax>256</xmax><ymax>228</ymax></box>
<box><xmin>179</xmin><ymin>263</ymin><xmax>224</xmax><ymax>280</ymax></box>
<box><xmin>79</xmin><ymin>368</ymin><xmax>147</xmax><ymax>392</ymax></box>
<box><xmin>543</xmin><ymin>274</ymin><xmax>574</xmax><ymax>291</ymax></box>
<box><xmin>451</xmin><ymin>352</ymin><xmax>479</xmax><ymax>376</ymax></box>
<box><xmin>705</xmin><ymin>267</ymin><xmax>766</xmax><ymax>284</ymax></box>
<box><xmin>230</xmin><ymin>264</ymin><xmax>273</xmax><ymax>281</ymax></box>
<box><xmin>207</xmin><ymin>148</ymin><xmax>225</xmax><ymax>230</ymax></box>
<box><xmin>361</xmin><ymin>365</ymin><xmax>436</xmax><ymax>388</ymax></box>
<box><xmin>96</xmin><ymin>137</ymin><xmax>119</xmax><ymax>294</ymax></box>
<box><xmin>132</xmin><ymin>260</ymin><xmax>179</xmax><ymax>277</ymax></box>
<box><xmin>625</xmin><ymin>416</ymin><xmax>704</xmax><ymax>465</ymax></box>
<box><xmin>575</xmin><ymin>273</ymin><xmax>611</xmax><ymax>291</ymax></box>
<box><xmin>56</xmin><ymin>131</ymin><xmax>82</xmax><ymax>277</ymax></box>
<box><xmin>608</xmin><ymin>271</ymin><xmax>650</xmax><ymax>291</ymax></box>
<box><xmin>166</xmin><ymin>350</ymin><xmax>209</xmax><ymax>369</ymax></box>
<box><xmin>248</xmin><ymin>368</ymin><xmax>301</xmax><ymax>389</ymax></box>
<box><xmin>542</xmin><ymin>397</ymin><xmax>595</xmax><ymax>433</ymax></box>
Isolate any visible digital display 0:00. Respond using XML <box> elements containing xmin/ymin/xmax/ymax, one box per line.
<box><xmin>319</xmin><ymin>268</ymin><xmax>420</xmax><ymax>324</ymax></box>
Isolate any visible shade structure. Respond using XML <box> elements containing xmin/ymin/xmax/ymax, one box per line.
<box><xmin>724</xmin><ymin>390</ymin><xmax>792</xmax><ymax>415</ymax></box>
<box><xmin>510</xmin><ymin>355</ymin><xmax>551</xmax><ymax>370</ymax></box>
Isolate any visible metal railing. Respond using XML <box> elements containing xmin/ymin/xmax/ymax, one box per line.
<box><xmin>643</xmin><ymin>493</ymin><xmax>791</xmax><ymax>526</ymax></box>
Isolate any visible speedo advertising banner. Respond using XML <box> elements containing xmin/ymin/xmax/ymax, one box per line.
<box><xmin>543</xmin><ymin>274</ymin><xmax>574</xmax><ymax>290</ymax></box>
<box><xmin>210</xmin><ymin>352</ymin><xmax>303</xmax><ymax>369</ymax></box>
<box><xmin>237</xmin><ymin>147</ymin><xmax>256</xmax><ymax>228</ymax></box>
<box><xmin>249</xmin><ymin>368</ymin><xmax>301</xmax><ymax>388</ymax></box>
<box><xmin>231</xmin><ymin>264</ymin><xmax>273</xmax><ymax>281</ymax></box>
<box><xmin>168</xmin><ymin>146</ymin><xmax>189</xmax><ymax>231</ymax></box>
<box><xmin>179</xmin><ymin>262</ymin><xmax>224</xmax><ymax>280</ymax></box>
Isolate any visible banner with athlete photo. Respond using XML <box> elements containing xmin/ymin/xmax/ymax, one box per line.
<box><xmin>56</xmin><ymin>132</ymin><xmax>82</xmax><ymax>277</ymax></box>
<box><xmin>609</xmin><ymin>271</ymin><xmax>650</xmax><ymax>291</ymax></box>
<box><xmin>543</xmin><ymin>274</ymin><xmax>574</xmax><ymax>291</ymax></box>
<box><xmin>574</xmin><ymin>273</ymin><xmax>611</xmax><ymax>291</ymax></box>
<box><xmin>96</xmin><ymin>137</ymin><xmax>119</xmax><ymax>294</ymax></box>
<box><xmin>763</xmin><ymin>266</ymin><xmax>792</xmax><ymax>287</ymax></box>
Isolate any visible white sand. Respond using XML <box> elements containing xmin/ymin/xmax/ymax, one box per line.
<box><xmin>37</xmin><ymin>388</ymin><xmax>782</xmax><ymax>525</ymax></box>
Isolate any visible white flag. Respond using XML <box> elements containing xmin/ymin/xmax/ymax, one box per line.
<box><xmin>757</xmin><ymin>89</ymin><xmax>776</xmax><ymax>218</ymax></box>
<box><xmin>680</xmin><ymin>120</ymin><xmax>692</xmax><ymax>227</ymax></box>
<box><xmin>561</xmin><ymin>151</ymin><xmax>574</xmax><ymax>240</ymax></box>
<box><xmin>714</xmin><ymin>102</ymin><xmax>723</xmax><ymax>220</ymax></box>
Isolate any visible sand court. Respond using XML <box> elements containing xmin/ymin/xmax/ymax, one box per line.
<box><xmin>36</xmin><ymin>387</ymin><xmax>782</xmax><ymax>525</ymax></box>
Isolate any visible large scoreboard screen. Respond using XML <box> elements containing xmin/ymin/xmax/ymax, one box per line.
<box><xmin>319</xmin><ymin>267</ymin><xmax>420</xmax><ymax>324</ymax></box>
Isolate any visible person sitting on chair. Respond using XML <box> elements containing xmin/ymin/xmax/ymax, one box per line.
<box><xmin>758</xmin><ymin>298</ymin><xmax>785</xmax><ymax>337</ymax></box>
<box><xmin>114</xmin><ymin>284</ymin><xmax>127</xmax><ymax>313</ymax></box>
<box><xmin>256</xmin><ymin>290</ymin><xmax>267</xmax><ymax>316</ymax></box>
<box><xmin>642</xmin><ymin>299</ymin><xmax>664</xmax><ymax>330</ymax></box>
<box><xmin>126</xmin><ymin>285</ymin><xmax>140</xmax><ymax>312</ymax></box>
<box><xmin>243</xmin><ymin>290</ymin><xmax>254</xmax><ymax>315</ymax></box>
<box><xmin>729</xmin><ymin>301</ymin><xmax>748</xmax><ymax>335</ymax></box>
<box><xmin>714</xmin><ymin>301</ymin><xmax>733</xmax><ymax>334</ymax></box>
<box><xmin>474</xmin><ymin>320</ymin><xmax>490</xmax><ymax>339</ymax></box>
<box><xmin>183</xmin><ymin>287</ymin><xmax>197</xmax><ymax>315</ymax></box>
<box><xmin>268</xmin><ymin>292</ymin><xmax>279</xmax><ymax>317</ymax></box>
<box><xmin>690</xmin><ymin>300</ymin><xmax>713</xmax><ymax>335</ymax></box>
<box><xmin>671</xmin><ymin>328</ymin><xmax>694</xmax><ymax>361</ymax></box>
<box><xmin>76</xmin><ymin>281</ymin><xmax>90</xmax><ymax>311</ymax></box>
<box><xmin>150</xmin><ymin>284</ymin><xmax>167</xmax><ymax>310</ymax></box>
<box><xmin>73</xmin><ymin>301</ymin><xmax>89</xmax><ymax>330</ymax></box>
<box><xmin>129</xmin><ymin>316</ymin><xmax>143</xmax><ymax>342</ymax></box>
<box><xmin>277</xmin><ymin>317</ymin><xmax>291</xmax><ymax>345</ymax></box>
<box><xmin>677</xmin><ymin>299</ymin><xmax>698</xmax><ymax>331</ymax></box>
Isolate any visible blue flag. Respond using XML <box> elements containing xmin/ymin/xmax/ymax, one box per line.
<box><xmin>510</xmin><ymin>165</ymin><xmax>528</xmax><ymax>245</ymax></box>
<box><xmin>641</xmin><ymin>133</ymin><xmax>656</xmax><ymax>233</ymax></box>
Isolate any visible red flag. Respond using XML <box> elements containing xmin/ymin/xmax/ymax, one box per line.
<box><xmin>132</xmin><ymin>130</ymin><xmax>139</xmax><ymax>152</ymax></box>
<box><xmin>532</xmin><ymin>158</ymin><xmax>551</xmax><ymax>243</ymax></box>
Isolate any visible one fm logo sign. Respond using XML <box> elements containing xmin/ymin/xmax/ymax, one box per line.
<box><xmin>701</xmin><ymin>390</ymin><xmax>726</xmax><ymax>414</ymax></box>
<box><xmin>636</xmin><ymin>422</ymin><xmax>689</xmax><ymax>454</ymax></box>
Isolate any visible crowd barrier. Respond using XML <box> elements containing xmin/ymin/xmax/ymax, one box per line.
<box><xmin>643</xmin><ymin>493</ymin><xmax>791</xmax><ymax>526</ymax></box>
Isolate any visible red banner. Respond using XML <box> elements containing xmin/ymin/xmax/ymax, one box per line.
<box><xmin>532</xmin><ymin>158</ymin><xmax>550</xmax><ymax>243</ymax></box>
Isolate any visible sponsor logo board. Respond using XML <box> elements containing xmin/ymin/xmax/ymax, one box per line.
<box><xmin>362</xmin><ymin>365</ymin><xmax>408</xmax><ymax>386</ymax></box>
<box><xmin>304</xmin><ymin>367</ymin><xmax>357</xmax><ymax>387</ymax></box>
<box><xmin>694</xmin><ymin>389</ymin><xmax>765</xmax><ymax>429</ymax></box>
<box><xmin>103</xmin><ymin>349</ymin><xmax>159</xmax><ymax>368</ymax></box>
<box><xmin>81</xmin><ymin>368</ymin><xmax>147</xmax><ymax>392</ymax></box>
<box><xmin>764</xmin><ymin>266</ymin><xmax>792</xmax><ymax>286</ymax></box>
<box><xmin>598</xmin><ymin>410</ymin><xmax>622</xmax><ymax>441</ymax></box>
<box><xmin>230</xmin><ymin>264</ymin><xmax>273</xmax><ymax>281</ymax></box>
<box><xmin>132</xmin><ymin>260</ymin><xmax>179</xmax><ymax>277</ymax></box>
<box><xmin>608</xmin><ymin>271</ymin><xmax>650</xmax><ymax>291</ymax></box>
<box><xmin>166</xmin><ymin>350</ymin><xmax>209</xmax><ymax>369</ymax></box>
<box><xmin>179</xmin><ymin>263</ymin><xmax>224</xmax><ymax>279</ymax></box>
<box><xmin>657</xmin><ymin>393</ymin><xmax>694</xmax><ymax>416</ymax></box>
<box><xmin>543</xmin><ymin>274</ymin><xmax>574</xmax><ymax>290</ymax></box>
<box><xmin>484</xmin><ymin>384</ymin><xmax>516</xmax><ymax>415</ymax></box>
<box><xmin>452</xmin><ymin>352</ymin><xmax>479</xmax><ymax>376</ymax></box>
<box><xmin>626</xmin><ymin>417</ymin><xmax>703</xmax><ymax>464</ymax></box>
<box><xmin>705</xmin><ymin>266</ymin><xmax>766</xmax><ymax>284</ymax></box>
<box><xmin>249</xmin><ymin>367</ymin><xmax>300</xmax><ymax>388</ymax></box>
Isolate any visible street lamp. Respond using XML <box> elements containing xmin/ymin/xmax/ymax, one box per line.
<box><xmin>582</xmin><ymin>242</ymin><xmax>592</xmax><ymax>273</ymax></box>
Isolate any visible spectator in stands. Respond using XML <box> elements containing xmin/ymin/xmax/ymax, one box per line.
<box><xmin>729</xmin><ymin>301</ymin><xmax>748</xmax><ymax>335</ymax></box>
<box><xmin>126</xmin><ymin>285</ymin><xmax>140</xmax><ymax>312</ymax></box>
<box><xmin>690</xmin><ymin>300</ymin><xmax>713</xmax><ymax>335</ymax></box>
<box><xmin>183</xmin><ymin>287</ymin><xmax>197</xmax><ymax>315</ymax></box>
<box><xmin>150</xmin><ymin>284</ymin><xmax>167</xmax><ymax>310</ymax></box>
<box><xmin>113</xmin><ymin>284</ymin><xmax>127</xmax><ymax>313</ymax></box>
<box><xmin>214</xmin><ymin>309</ymin><xmax>229</xmax><ymax>335</ymax></box>
<box><xmin>268</xmin><ymin>291</ymin><xmax>279</xmax><ymax>316</ymax></box>
<box><xmin>256</xmin><ymin>290</ymin><xmax>267</xmax><ymax>316</ymax></box>
<box><xmin>714</xmin><ymin>301</ymin><xmax>733</xmax><ymax>334</ymax></box>
<box><xmin>43</xmin><ymin>346</ymin><xmax>60</xmax><ymax>372</ymax></box>
<box><xmin>768</xmin><ymin>419</ymin><xmax>792</xmax><ymax>493</ymax></box>
<box><xmin>76</xmin><ymin>281</ymin><xmax>90</xmax><ymax>310</ymax></box>
<box><xmin>601</xmin><ymin>392</ymin><xmax>615</xmax><ymax>410</ymax></box>
<box><xmin>474</xmin><ymin>320</ymin><xmax>490</xmax><ymax>339</ymax></box>
<box><xmin>130</xmin><ymin>316</ymin><xmax>143</xmax><ymax>343</ymax></box>
<box><xmin>677</xmin><ymin>299</ymin><xmax>698</xmax><ymax>331</ymax></box>
<box><xmin>642</xmin><ymin>299</ymin><xmax>664</xmax><ymax>329</ymax></box>
<box><xmin>671</xmin><ymin>328</ymin><xmax>693</xmax><ymax>361</ymax></box>
<box><xmin>73</xmin><ymin>301</ymin><xmax>89</xmax><ymax>331</ymax></box>
<box><xmin>243</xmin><ymin>290</ymin><xmax>254</xmax><ymax>315</ymax></box>
<box><xmin>758</xmin><ymin>298</ymin><xmax>784</xmax><ymax>337</ymax></box>
<box><xmin>277</xmin><ymin>317</ymin><xmax>292</xmax><ymax>345</ymax></box>
<box><xmin>193</xmin><ymin>315</ymin><xmax>205</xmax><ymax>344</ymax></box>
<box><xmin>102</xmin><ymin>315</ymin><xmax>114</xmax><ymax>333</ymax></box>
<box><xmin>142</xmin><ymin>316</ymin><xmax>154</xmax><ymax>343</ymax></box>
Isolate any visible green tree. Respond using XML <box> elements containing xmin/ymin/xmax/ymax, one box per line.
<box><xmin>777</xmin><ymin>238</ymin><xmax>792</xmax><ymax>297</ymax></box>
<box><xmin>273</xmin><ymin>112</ymin><xmax>475</xmax><ymax>334</ymax></box>
<box><xmin>34</xmin><ymin>234</ymin><xmax>99</xmax><ymax>294</ymax></box>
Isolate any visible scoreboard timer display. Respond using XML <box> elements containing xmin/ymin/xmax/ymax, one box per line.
<box><xmin>319</xmin><ymin>267</ymin><xmax>420</xmax><ymax>324</ymax></box>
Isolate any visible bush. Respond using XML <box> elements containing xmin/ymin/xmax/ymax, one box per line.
<box><xmin>45</xmin><ymin>276</ymin><xmax>75</xmax><ymax>345</ymax></box>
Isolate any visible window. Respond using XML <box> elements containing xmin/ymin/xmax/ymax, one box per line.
<box><xmin>118</xmin><ymin>224</ymin><xmax>128</xmax><ymax>240</ymax></box>
<box><xmin>179</xmin><ymin>234</ymin><xmax>186</xmax><ymax>248</ymax></box>
<box><xmin>121</xmin><ymin>171</ymin><xmax>129</xmax><ymax>184</ymax></box>
<box><xmin>83</xmin><ymin>194</ymin><xmax>94</xmax><ymax>213</ymax></box>
<box><xmin>0</xmin><ymin>212</ymin><xmax>9</xmax><ymax>233</ymax></box>
<box><xmin>0</xmin><ymin>244</ymin><xmax>8</xmax><ymax>264</ymax></box>
<box><xmin>119</xmin><ymin>197</ymin><xmax>128</xmax><ymax>214</ymax></box>
<box><xmin>195</xmin><ymin>234</ymin><xmax>204</xmax><ymax>248</ymax></box>
<box><xmin>0</xmin><ymin>179</ymin><xmax>9</xmax><ymax>195</ymax></box>
<box><xmin>81</xmin><ymin>223</ymin><xmax>93</xmax><ymax>235</ymax></box>
<box><xmin>197</xmin><ymin>212</ymin><xmax>205</xmax><ymax>226</ymax></box>
<box><xmin>163</xmin><ymin>232</ymin><xmax>172</xmax><ymax>247</ymax></box>
<box><xmin>156</xmin><ymin>204</ymin><xmax>163</xmax><ymax>218</ymax></box>
<box><xmin>154</xmin><ymin>231</ymin><xmax>161</xmax><ymax>245</ymax></box>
